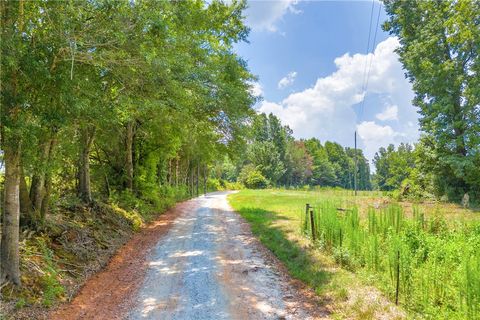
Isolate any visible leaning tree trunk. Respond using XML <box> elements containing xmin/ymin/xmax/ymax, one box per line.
<box><xmin>125</xmin><ymin>121</ymin><xmax>135</xmax><ymax>191</ymax></box>
<box><xmin>1</xmin><ymin>145</ymin><xmax>22</xmax><ymax>285</ymax></box>
<box><xmin>78</xmin><ymin>126</ymin><xmax>95</xmax><ymax>203</ymax></box>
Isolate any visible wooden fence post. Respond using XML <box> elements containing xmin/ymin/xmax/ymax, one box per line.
<box><xmin>303</xmin><ymin>204</ymin><xmax>310</xmax><ymax>233</ymax></box>
<box><xmin>310</xmin><ymin>209</ymin><xmax>316</xmax><ymax>241</ymax></box>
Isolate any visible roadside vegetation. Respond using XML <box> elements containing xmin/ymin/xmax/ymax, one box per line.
<box><xmin>1</xmin><ymin>189</ymin><xmax>190</xmax><ymax>318</ymax></box>
<box><xmin>229</xmin><ymin>189</ymin><xmax>480</xmax><ymax>319</ymax></box>
<box><xmin>1</xmin><ymin>1</ymin><xmax>253</xmax><ymax>318</ymax></box>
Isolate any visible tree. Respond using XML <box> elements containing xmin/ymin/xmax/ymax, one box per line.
<box><xmin>248</xmin><ymin>141</ymin><xmax>285</xmax><ymax>185</ymax></box>
<box><xmin>244</xmin><ymin>113</ymin><xmax>292</xmax><ymax>185</ymax></box>
<box><xmin>284</xmin><ymin>141</ymin><xmax>313</xmax><ymax>186</ymax></box>
<box><xmin>324</xmin><ymin>141</ymin><xmax>352</xmax><ymax>188</ymax></box>
<box><xmin>383</xmin><ymin>0</ymin><xmax>480</xmax><ymax>199</ymax></box>
<box><xmin>1</xmin><ymin>0</ymin><xmax>30</xmax><ymax>285</ymax></box>
<box><xmin>346</xmin><ymin>148</ymin><xmax>371</xmax><ymax>190</ymax></box>
<box><xmin>373</xmin><ymin>143</ymin><xmax>414</xmax><ymax>191</ymax></box>
<box><xmin>304</xmin><ymin>138</ymin><xmax>337</xmax><ymax>187</ymax></box>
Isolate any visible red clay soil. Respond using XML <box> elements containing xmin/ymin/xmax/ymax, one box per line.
<box><xmin>50</xmin><ymin>200</ymin><xmax>194</xmax><ymax>320</ymax></box>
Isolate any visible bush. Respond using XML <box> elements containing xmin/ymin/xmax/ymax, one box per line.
<box><xmin>207</xmin><ymin>178</ymin><xmax>222</xmax><ymax>191</ymax></box>
<box><xmin>244</xmin><ymin>171</ymin><xmax>268</xmax><ymax>189</ymax></box>
<box><xmin>238</xmin><ymin>164</ymin><xmax>269</xmax><ymax>189</ymax></box>
<box><xmin>207</xmin><ymin>178</ymin><xmax>244</xmax><ymax>191</ymax></box>
<box><xmin>224</xmin><ymin>181</ymin><xmax>244</xmax><ymax>190</ymax></box>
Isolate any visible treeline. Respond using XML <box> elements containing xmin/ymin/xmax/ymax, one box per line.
<box><xmin>373</xmin><ymin>138</ymin><xmax>479</xmax><ymax>202</ymax></box>
<box><xmin>214</xmin><ymin>113</ymin><xmax>371</xmax><ymax>190</ymax></box>
<box><xmin>1</xmin><ymin>1</ymin><xmax>255</xmax><ymax>286</ymax></box>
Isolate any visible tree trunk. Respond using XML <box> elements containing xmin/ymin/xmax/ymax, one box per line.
<box><xmin>1</xmin><ymin>145</ymin><xmax>21</xmax><ymax>285</ymax></box>
<box><xmin>78</xmin><ymin>126</ymin><xmax>95</xmax><ymax>203</ymax></box>
<box><xmin>20</xmin><ymin>165</ymin><xmax>34</xmax><ymax>226</ymax></box>
<box><xmin>29</xmin><ymin>174</ymin><xmax>44</xmax><ymax>212</ymax></box>
<box><xmin>196</xmin><ymin>164</ymin><xmax>199</xmax><ymax>197</ymax></box>
<box><xmin>104</xmin><ymin>173</ymin><xmax>111</xmax><ymax>198</ymax></box>
<box><xmin>175</xmin><ymin>157</ymin><xmax>179</xmax><ymax>187</ymax></box>
<box><xmin>29</xmin><ymin>136</ymin><xmax>55</xmax><ymax>213</ymax></box>
<box><xmin>40</xmin><ymin>173</ymin><xmax>52</xmax><ymax>219</ymax></box>
<box><xmin>1</xmin><ymin>0</ymin><xmax>23</xmax><ymax>285</ymax></box>
<box><xmin>167</xmin><ymin>159</ymin><xmax>172</xmax><ymax>186</ymax></box>
<box><xmin>203</xmin><ymin>165</ymin><xmax>207</xmax><ymax>195</ymax></box>
<box><xmin>190</xmin><ymin>165</ymin><xmax>194</xmax><ymax>197</ymax></box>
<box><xmin>452</xmin><ymin>97</ymin><xmax>467</xmax><ymax>156</ymax></box>
<box><xmin>125</xmin><ymin>121</ymin><xmax>134</xmax><ymax>191</ymax></box>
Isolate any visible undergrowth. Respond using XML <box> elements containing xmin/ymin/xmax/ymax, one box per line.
<box><xmin>1</xmin><ymin>187</ymin><xmax>190</xmax><ymax>319</ymax></box>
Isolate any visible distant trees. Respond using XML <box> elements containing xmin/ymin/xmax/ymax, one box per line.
<box><xmin>226</xmin><ymin>113</ymin><xmax>371</xmax><ymax>189</ymax></box>
<box><xmin>373</xmin><ymin>143</ymin><xmax>415</xmax><ymax>191</ymax></box>
<box><xmin>1</xmin><ymin>0</ymin><xmax>254</xmax><ymax>286</ymax></box>
<box><xmin>383</xmin><ymin>0</ymin><xmax>480</xmax><ymax>200</ymax></box>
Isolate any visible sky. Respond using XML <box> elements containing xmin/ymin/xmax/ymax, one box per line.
<box><xmin>235</xmin><ymin>0</ymin><xmax>421</xmax><ymax>164</ymax></box>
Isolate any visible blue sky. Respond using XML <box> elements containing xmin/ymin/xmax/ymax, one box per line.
<box><xmin>235</xmin><ymin>0</ymin><xmax>420</xmax><ymax>163</ymax></box>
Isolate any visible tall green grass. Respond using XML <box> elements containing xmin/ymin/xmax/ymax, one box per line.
<box><xmin>302</xmin><ymin>200</ymin><xmax>480</xmax><ymax>319</ymax></box>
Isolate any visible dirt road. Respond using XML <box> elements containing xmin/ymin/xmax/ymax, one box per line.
<box><xmin>52</xmin><ymin>191</ymin><xmax>325</xmax><ymax>320</ymax></box>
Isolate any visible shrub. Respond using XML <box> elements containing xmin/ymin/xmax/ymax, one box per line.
<box><xmin>224</xmin><ymin>181</ymin><xmax>244</xmax><ymax>190</ymax></box>
<box><xmin>238</xmin><ymin>165</ymin><xmax>269</xmax><ymax>189</ymax></box>
<box><xmin>207</xmin><ymin>178</ymin><xmax>222</xmax><ymax>191</ymax></box>
<box><xmin>245</xmin><ymin>171</ymin><xmax>268</xmax><ymax>189</ymax></box>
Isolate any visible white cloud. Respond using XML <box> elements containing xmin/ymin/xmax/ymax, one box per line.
<box><xmin>357</xmin><ymin>121</ymin><xmax>397</xmax><ymax>159</ymax></box>
<box><xmin>278</xmin><ymin>71</ymin><xmax>297</xmax><ymax>89</ymax></box>
<box><xmin>244</xmin><ymin>0</ymin><xmax>300</xmax><ymax>32</ymax></box>
<box><xmin>248</xmin><ymin>81</ymin><xmax>263</xmax><ymax>97</ymax></box>
<box><xmin>376</xmin><ymin>104</ymin><xmax>398</xmax><ymax>121</ymax></box>
<box><xmin>258</xmin><ymin>36</ymin><xmax>419</xmax><ymax>162</ymax></box>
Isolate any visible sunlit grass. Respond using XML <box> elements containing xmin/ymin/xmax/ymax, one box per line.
<box><xmin>228</xmin><ymin>189</ymin><xmax>480</xmax><ymax>319</ymax></box>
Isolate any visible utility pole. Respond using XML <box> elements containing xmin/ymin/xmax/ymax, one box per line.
<box><xmin>354</xmin><ymin>130</ymin><xmax>358</xmax><ymax>196</ymax></box>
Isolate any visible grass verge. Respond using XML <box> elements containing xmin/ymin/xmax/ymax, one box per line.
<box><xmin>228</xmin><ymin>189</ymin><xmax>478</xmax><ymax>319</ymax></box>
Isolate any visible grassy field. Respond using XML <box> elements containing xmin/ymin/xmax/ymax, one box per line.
<box><xmin>228</xmin><ymin>189</ymin><xmax>480</xmax><ymax>320</ymax></box>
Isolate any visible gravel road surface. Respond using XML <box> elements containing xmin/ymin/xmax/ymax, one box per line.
<box><xmin>128</xmin><ymin>191</ymin><xmax>320</xmax><ymax>320</ymax></box>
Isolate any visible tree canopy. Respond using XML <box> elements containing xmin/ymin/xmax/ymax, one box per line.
<box><xmin>0</xmin><ymin>0</ymin><xmax>255</xmax><ymax>286</ymax></box>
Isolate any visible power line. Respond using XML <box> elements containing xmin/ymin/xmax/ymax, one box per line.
<box><xmin>359</xmin><ymin>2</ymin><xmax>382</xmax><ymax>123</ymax></box>
<box><xmin>360</xmin><ymin>0</ymin><xmax>376</xmax><ymax>96</ymax></box>
<box><xmin>355</xmin><ymin>0</ymin><xmax>381</xmax><ymax>196</ymax></box>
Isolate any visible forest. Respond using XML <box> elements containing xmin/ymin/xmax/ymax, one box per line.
<box><xmin>1</xmin><ymin>0</ymin><xmax>256</xmax><ymax>287</ymax></box>
<box><xmin>1</xmin><ymin>0</ymin><xmax>479</xmax><ymax>318</ymax></box>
